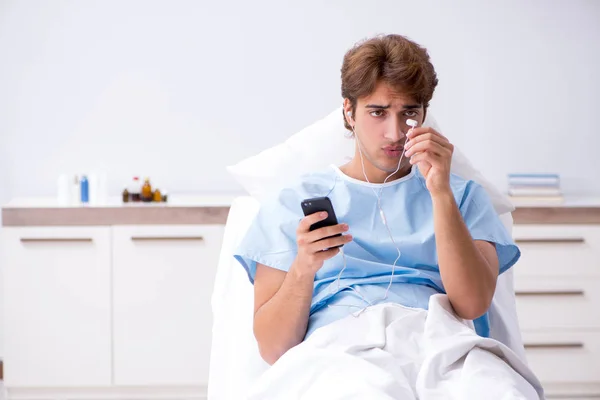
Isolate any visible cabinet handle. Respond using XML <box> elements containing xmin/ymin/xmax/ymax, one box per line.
<box><xmin>131</xmin><ymin>236</ymin><xmax>204</xmax><ymax>242</ymax></box>
<box><xmin>20</xmin><ymin>238</ymin><xmax>93</xmax><ymax>243</ymax></box>
<box><xmin>515</xmin><ymin>290</ymin><xmax>585</xmax><ymax>297</ymax></box>
<box><xmin>524</xmin><ymin>342</ymin><xmax>584</xmax><ymax>350</ymax></box>
<box><xmin>514</xmin><ymin>237</ymin><xmax>585</xmax><ymax>244</ymax></box>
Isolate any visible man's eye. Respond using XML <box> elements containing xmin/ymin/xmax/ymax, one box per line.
<box><xmin>370</xmin><ymin>110</ymin><xmax>385</xmax><ymax>117</ymax></box>
<box><xmin>405</xmin><ymin>110</ymin><xmax>418</xmax><ymax>117</ymax></box>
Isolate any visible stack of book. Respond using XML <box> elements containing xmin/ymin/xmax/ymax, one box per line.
<box><xmin>507</xmin><ymin>173</ymin><xmax>564</xmax><ymax>204</ymax></box>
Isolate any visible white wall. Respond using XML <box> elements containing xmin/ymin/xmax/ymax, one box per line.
<box><xmin>0</xmin><ymin>0</ymin><xmax>599</xmax><ymax>200</ymax></box>
<box><xmin>0</xmin><ymin>119</ymin><xmax>7</xmax><ymax>358</ymax></box>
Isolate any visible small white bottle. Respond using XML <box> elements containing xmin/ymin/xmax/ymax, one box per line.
<box><xmin>88</xmin><ymin>171</ymin><xmax>108</xmax><ymax>205</ymax></box>
<box><xmin>57</xmin><ymin>174</ymin><xmax>70</xmax><ymax>206</ymax></box>
<box><xmin>71</xmin><ymin>174</ymin><xmax>81</xmax><ymax>205</ymax></box>
<box><xmin>97</xmin><ymin>172</ymin><xmax>108</xmax><ymax>205</ymax></box>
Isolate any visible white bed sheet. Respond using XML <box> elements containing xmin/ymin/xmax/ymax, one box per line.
<box><xmin>247</xmin><ymin>296</ymin><xmax>543</xmax><ymax>399</ymax></box>
<box><xmin>208</xmin><ymin>196</ymin><xmax>528</xmax><ymax>400</ymax></box>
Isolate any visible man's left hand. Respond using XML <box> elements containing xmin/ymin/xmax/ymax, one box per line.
<box><xmin>404</xmin><ymin>127</ymin><xmax>454</xmax><ymax>197</ymax></box>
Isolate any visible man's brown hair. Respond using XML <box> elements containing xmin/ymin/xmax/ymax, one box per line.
<box><xmin>341</xmin><ymin>34</ymin><xmax>438</xmax><ymax>130</ymax></box>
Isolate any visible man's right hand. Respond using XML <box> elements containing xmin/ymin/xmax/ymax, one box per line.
<box><xmin>253</xmin><ymin>212</ymin><xmax>351</xmax><ymax>364</ymax></box>
<box><xmin>295</xmin><ymin>212</ymin><xmax>352</xmax><ymax>275</ymax></box>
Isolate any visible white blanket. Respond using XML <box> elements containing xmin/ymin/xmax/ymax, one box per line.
<box><xmin>247</xmin><ymin>294</ymin><xmax>544</xmax><ymax>400</ymax></box>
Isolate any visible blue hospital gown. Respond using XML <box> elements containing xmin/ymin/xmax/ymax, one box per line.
<box><xmin>233</xmin><ymin>165</ymin><xmax>520</xmax><ymax>338</ymax></box>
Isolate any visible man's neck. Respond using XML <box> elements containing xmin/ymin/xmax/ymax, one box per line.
<box><xmin>340</xmin><ymin>157</ymin><xmax>412</xmax><ymax>184</ymax></box>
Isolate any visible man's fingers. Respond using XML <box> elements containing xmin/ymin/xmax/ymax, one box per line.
<box><xmin>409</xmin><ymin>151</ymin><xmax>442</xmax><ymax>165</ymax></box>
<box><xmin>298</xmin><ymin>211</ymin><xmax>329</xmax><ymax>233</ymax></box>
<box><xmin>406</xmin><ymin>132</ymin><xmax>449</xmax><ymax>149</ymax></box>
<box><xmin>306</xmin><ymin>223</ymin><xmax>349</xmax><ymax>243</ymax></box>
<box><xmin>407</xmin><ymin>126</ymin><xmax>448</xmax><ymax>141</ymax></box>
<box><xmin>313</xmin><ymin>247</ymin><xmax>341</xmax><ymax>262</ymax></box>
<box><xmin>309</xmin><ymin>234</ymin><xmax>353</xmax><ymax>254</ymax></box>
<box><xmin>405</xmin><ymin>140</ymin><xmax>449</xmax><ymax>158</ymax></box>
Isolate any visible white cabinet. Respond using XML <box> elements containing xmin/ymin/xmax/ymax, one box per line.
<box><xmin>112</xmin><ymin>225</ymin><xmax>224</xmax><ymax>386</ymax></box>
<box><xmin>0</xmin><ymin>227</ymin><xmax>112</xmax><ymax>387</ymax></box>
<box><xmin>513</xmin><ymin>224</ymin><xmax>600</xmax><ymax>397</ymax></box>
<box><xmin>1</xmin><ymin>223</ymin><xmax>225</xmax><ymax>398</ymax></box>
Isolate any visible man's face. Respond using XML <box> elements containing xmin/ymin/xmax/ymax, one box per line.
<box><xmin>345</xmin><ymin>81</ymin><xmax>425</xmax><ymax>174</ymax></box>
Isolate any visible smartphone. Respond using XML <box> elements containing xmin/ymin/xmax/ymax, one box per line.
<box><xmin>301</xmin><ymin>196</ymin><xmax>343</xmax><ymax>247</ymax></box>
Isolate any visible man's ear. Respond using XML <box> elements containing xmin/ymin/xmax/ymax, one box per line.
<box><xmin>343</xmin><ymin>98</ymin><xmax>354</xmax><ymax>127</ymax></box>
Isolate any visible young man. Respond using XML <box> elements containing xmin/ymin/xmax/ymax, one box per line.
<box><xmin>234</xmin><ymin>34</ymin><xmax>520</xmax><ymax>367</ymax></box>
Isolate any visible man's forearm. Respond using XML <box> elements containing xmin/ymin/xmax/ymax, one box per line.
<box><xmin>253</xmin><ymin>260</ymin><xmax>314</xmax><ymax>364</ymax></box>
<box><xmin>431</xmin><ymin>191</ymin><xmax>496</xmax><ymax>320</ymax></box>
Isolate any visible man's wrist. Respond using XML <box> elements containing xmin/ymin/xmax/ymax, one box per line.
<box><xmin>430</xmin><ymin>188</ymin><xmax>455</xmax><ymax>205</ymax></box>
<box><xmin>287</xmin><ymin>261</ymin><xmax>317</xmax><ymax>300</ymax></box>
<box><xmin>289</xmin><ymin>260</ymin><xmax>316</xmax><ymax>282</ymax></box>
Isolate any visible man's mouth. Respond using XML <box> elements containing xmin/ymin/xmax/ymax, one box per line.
<box><xmin>383</xmin><ymin>146</ymin><xmax>404</xmax><ymax>157</ymax></box>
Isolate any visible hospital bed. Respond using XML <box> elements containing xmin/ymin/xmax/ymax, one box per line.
<box><xmin>207</xmin><ymin>195</ymin><xmax>529</xmax><ymax>399</ymax></box>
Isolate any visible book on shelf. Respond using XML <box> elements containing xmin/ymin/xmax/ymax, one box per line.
<box><xmin>508</xmin><ymin>195</ymin><xmax>565</xmax><ymax>205</ymax></box>
<box><xmin>508</xmin><ymin>187</ymin><xmax>562</xmax><ymax>197</ymax></box>
<box><xmin>507</xmin><ymin>173</ymin><xmax>560</xmax><ymax>187</ymax></box>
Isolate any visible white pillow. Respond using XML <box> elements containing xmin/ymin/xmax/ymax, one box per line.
<box><xmin>227</xmin><ymin>107</ymin><xmax>514</xmax><ymax>214</ymax></box>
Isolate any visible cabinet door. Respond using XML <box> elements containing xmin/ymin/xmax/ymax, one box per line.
<box><xmin>522</xmin><ymin>330</ymin><xmax>600</xmax><ymax>384</ymax></box>
<box><xmin>1</xmin><ymin>227</ymin><xmax>112</xmax><ymax>387</ymax></box>
<box><xmin>112</xmin><ymin>225</ymin><xmax>224</xmax><ymax>386</ymax></box>
<box><xmin>512</xmin><ymin>225</ymin><xmax>600</xmax><ymax>277</ymax></box>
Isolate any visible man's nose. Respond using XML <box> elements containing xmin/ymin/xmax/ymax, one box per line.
<box><xmin>383</xmin><ymin>118</ymin><xmax>408</xmax><ymax>142</ymax></box>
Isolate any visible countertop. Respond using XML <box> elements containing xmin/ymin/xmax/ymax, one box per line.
<box><xmin>4</xmin><ymin>195</ymin><xmax>600</xmax><ymax>226</ymax></box>
<box><xmin>509</xmin><ymin>196</ymin><xmax>600</xmax><ymax>224</ymax></box>
<box><xmin>1</xmin><ymin>195</ymin><xmax>238</xmax><ymax>226</ymax></box>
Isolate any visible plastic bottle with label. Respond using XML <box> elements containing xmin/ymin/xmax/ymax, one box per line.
<box><xmin>80</xmin><ymin>175</ymin><xmax>89</xmax><ymax>204</ymax></box>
